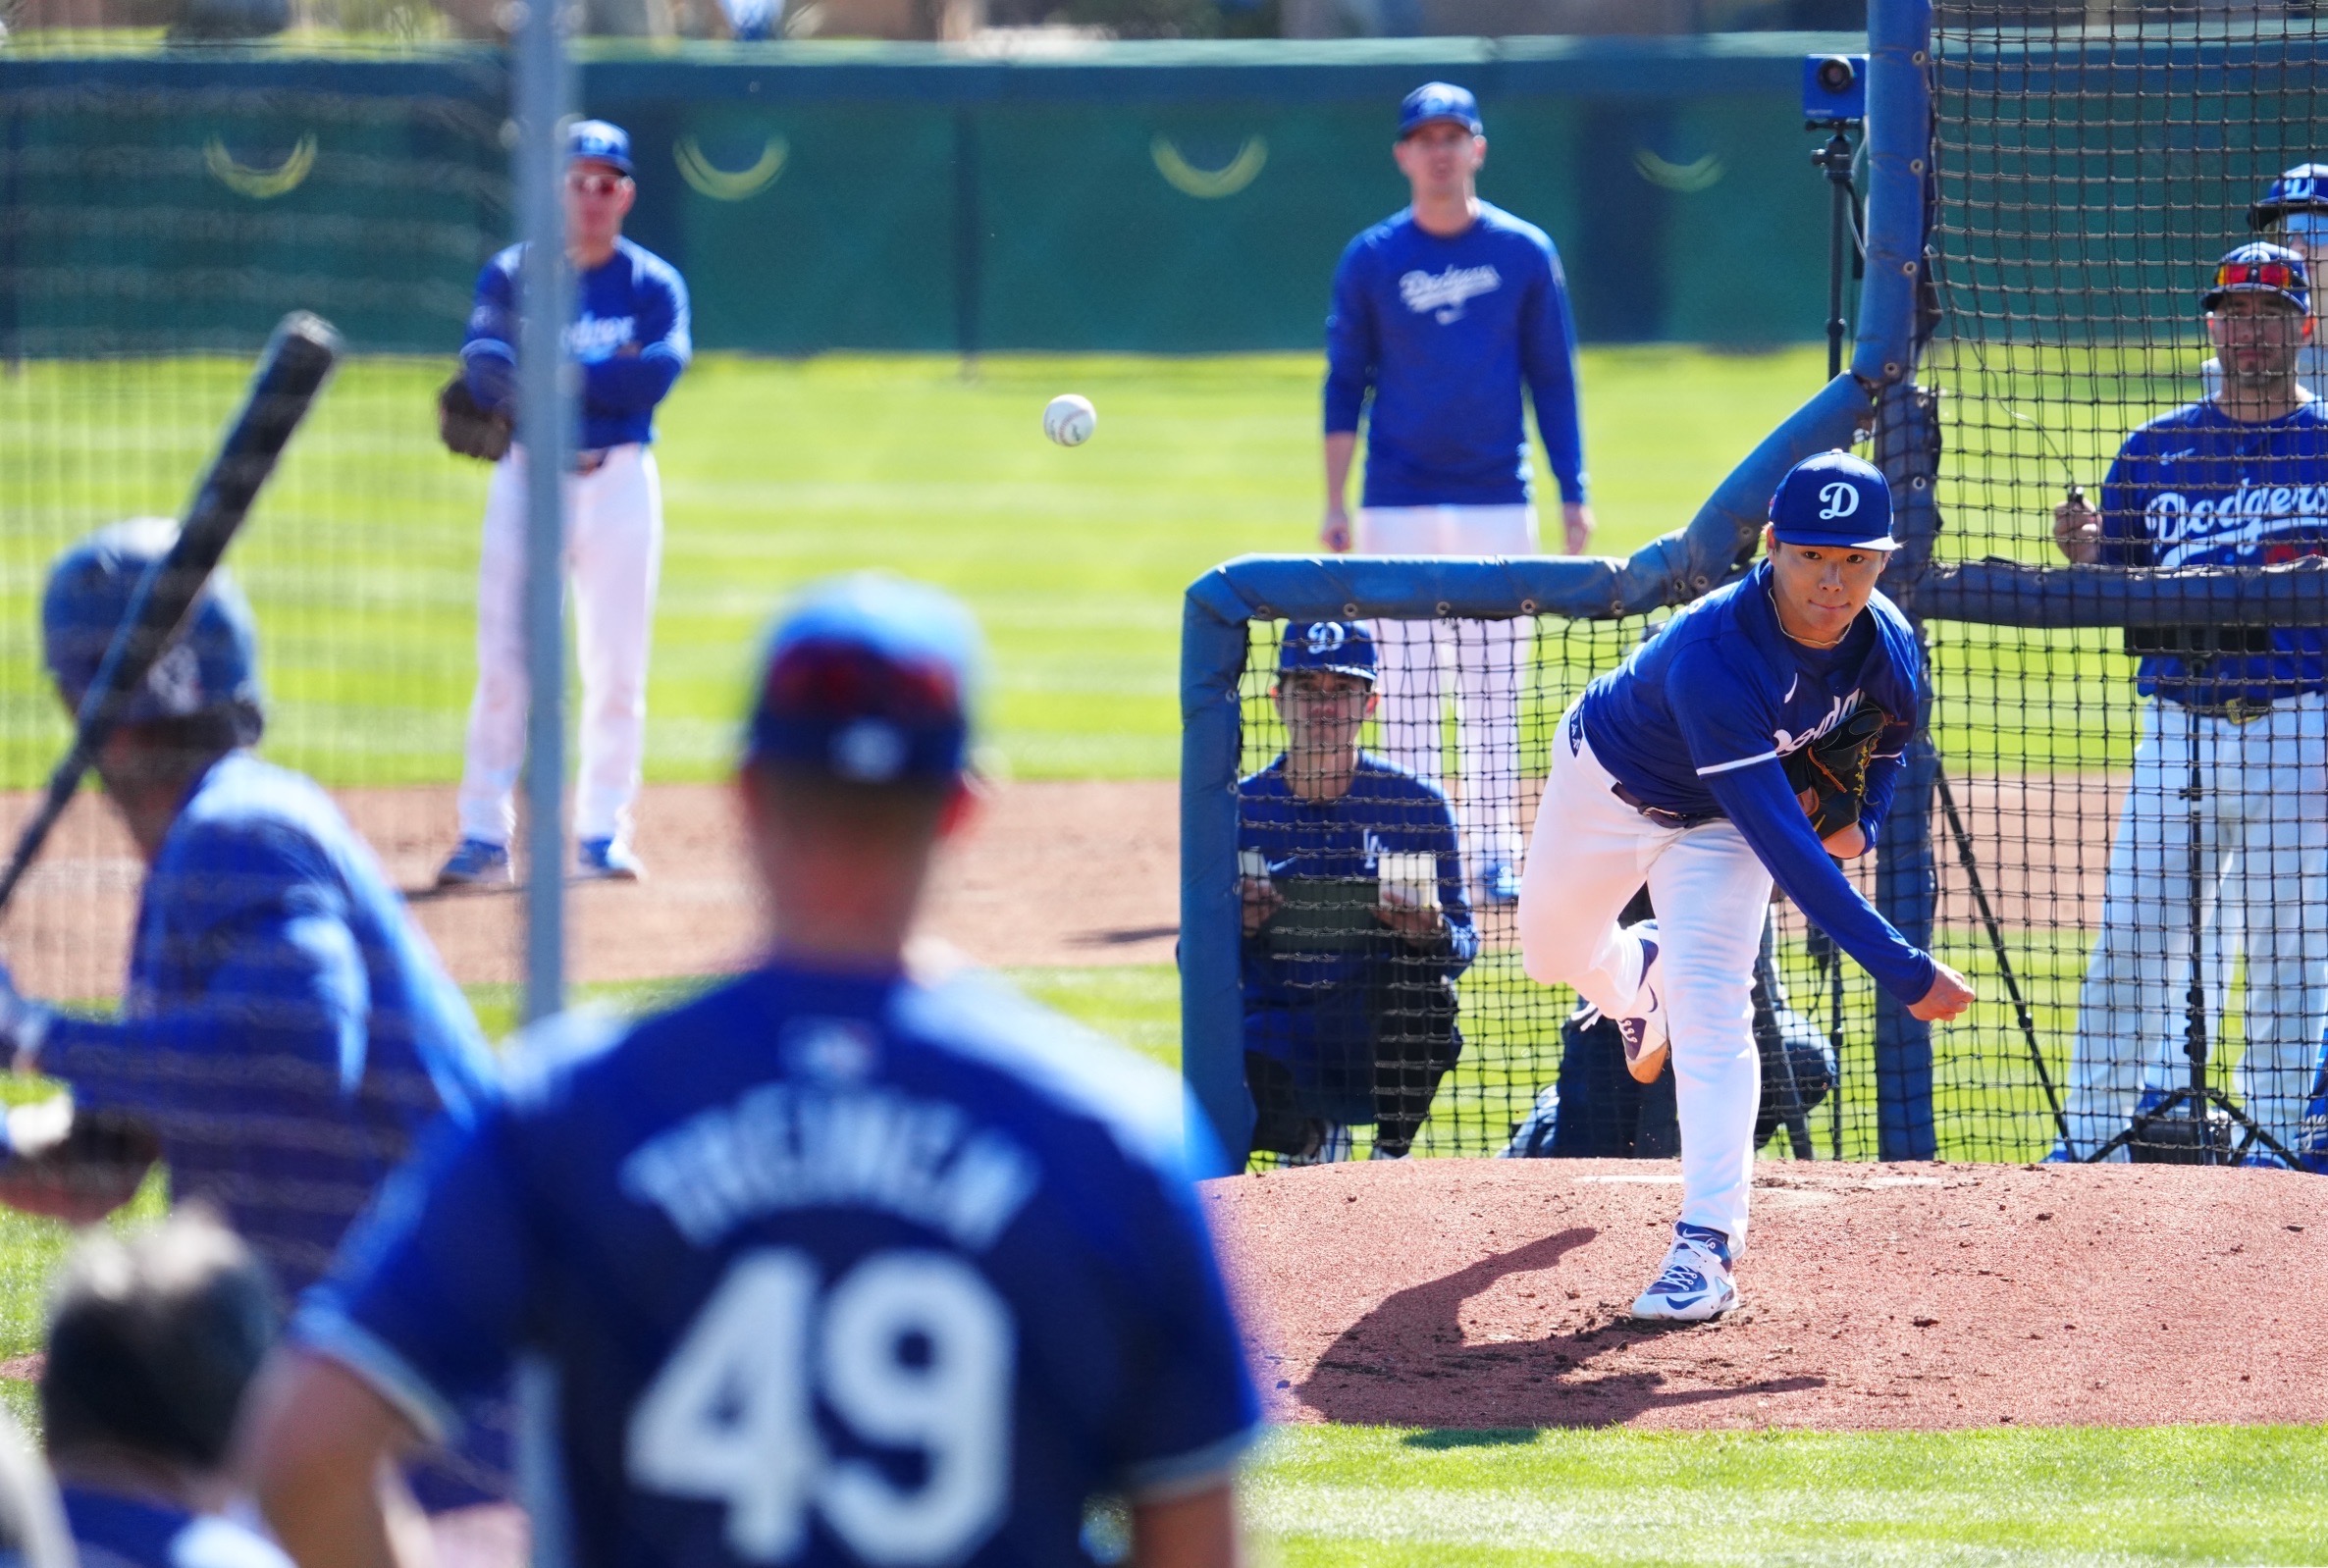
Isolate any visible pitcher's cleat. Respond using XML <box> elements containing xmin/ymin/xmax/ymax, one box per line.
<box><xmin>1630</xmin><ymin>1222</ymin><xmax>1738</xmax><ymax>1322</ymax></box>
<box><xmin>435</xmin><ymin>838</ymin><xmax>511</xmax><ymax>888</ymax></box>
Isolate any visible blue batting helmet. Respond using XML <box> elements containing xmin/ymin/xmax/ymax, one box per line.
<box><xmin>2203</xmin><ymin>241</ymin><xmax>2310</xmax><ymax>315</ymax></box>
<box><xmin>746</xmin><ymin>573</ymin><xmax>980</xmax><ymax>785</ymax></box>
<box><xmin>1277</xmin><ymin>620</ymin><xmax>1379</xmax><ymax>684</ymax></box>
<box><xmin>2249</xmin><ymin>163</ymin><xmax>2328</xmax><ymax>231</ymax></box>
<box><xmin>41</xmin><ymin>518</ymin><xmax>263</xmax><ymax>730</ymax></box>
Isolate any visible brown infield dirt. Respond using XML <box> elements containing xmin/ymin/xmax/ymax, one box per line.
<box><xmin>1209</xmin><ymin>1157</ymin><xmax>2328</xmax><ymax>1431</ymax></box>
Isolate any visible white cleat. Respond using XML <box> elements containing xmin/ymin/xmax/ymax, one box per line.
<box><xmin>1631</xmin><ymin>1222</ymin><xmax>1739</xmax><ymax>1323</ymax></box>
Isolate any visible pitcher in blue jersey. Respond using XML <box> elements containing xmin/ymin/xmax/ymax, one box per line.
<box><xmin>1322</xmin><ymin>82</ymin><xmax>1593</xmax><ymax>907</ymax></box>
<box><xmin>1240</xmin><ymin>621</ymin><xmax>1478</xmax><ymax>1163</ymax></box>
<box><xmin>439</xmin><ymin>119</ymin><xmax>692</xmax><ymax>888</ymax></box>
<box><xmin>0</xmin><ymin>520</ymin><xmax>508</xmax><ymax>1529</ymax></box>
<box><xmin>246</xmin><ymin>575</ymin><xmax>1258</xmax><ymax>1568</ymax></box>
<box><xmin>1517</xmin><ymin>453</ymin><xmax>1976</xmax><ymax>1322</ymax></box>
<box><xmin>2052</xmin><ymin>245</ymin><xmax>2328</xmax><ymax>1164</ymax></box>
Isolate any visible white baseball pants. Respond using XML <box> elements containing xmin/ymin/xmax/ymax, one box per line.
<box><xmin>1355</xmin><ymin>504</ymin><xmax>1538</xmax><ymax>876</ymax></box>
<box><xmin>1517</xmin><ymin>709</ymin><xmax>1770</xmax><ymax>1247</ymax></box>
<box><xmin>455</xmin><ymin>443</ymin><xmax>663</xmax><ymax>849</ymax></box>
<box><xmin>2065</xmin><ymin>692</ymin><xmax>2328</xmax><ymax>1159</ymax></box>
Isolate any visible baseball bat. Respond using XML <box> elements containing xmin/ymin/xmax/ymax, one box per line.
<box><xmin>0</xmin><ymin>311</ymin><xmax>343</xmax><ymax>919</ymax></box>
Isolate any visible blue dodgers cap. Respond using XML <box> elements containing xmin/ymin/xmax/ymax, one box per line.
<box><xmin>746</xmin><ymin>574</ymin><xmax>980</xmax><ymax>784</ymax></box>
<box><xmin>1399</xmin><ymin>81</ymin><xmax>1482</xmax><ymax>139</ymax></box>
<box><xmin>2204</xmin><ymin>241</ymin><xmax>2311</xmax><ymax>314</ymax></box>
<box><xmin>1277</xmin><ymin>620</ymin><xmax>1378</xmax><ymax>684</ymax></box>
<box><xmin>2250</xmin><ymin>163</ymin><xmax>2328</xmax><ymax>230</ymax></box>
<box><xmin>566</xmin><ymin>120</ymin><xmax>633</xmax><ymax>177</ymax></box>
<box><xmin>41</xmin><ymin>517</ymin><xmax>264</xmax><ymax>724</ymax></box>
<box><xmin>1768</xmin><ymin>450</ymin><xmax>1897</xmax><ymax>551</ymax></box>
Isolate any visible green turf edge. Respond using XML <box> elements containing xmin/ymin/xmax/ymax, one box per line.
<box><xmin>1245</xmin><ymin>1422</ymin><xmax>2328</xmax><ymax>1566</ymax></box>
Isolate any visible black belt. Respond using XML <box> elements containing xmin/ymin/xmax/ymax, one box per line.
<box><xmin>1611</xmin><ymin>782</ymin><xmax>1720</xmax><ymax>830</ymax></box>
<box><xmin>2161</xmin><ymin>693</ymin><xmax>2311</xmax><ymax>724</ymax></box>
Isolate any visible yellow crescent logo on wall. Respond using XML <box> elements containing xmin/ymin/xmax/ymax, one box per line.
<box><xmin>674</xmin><ymin>134</ymin><xmax>788</xmax><ymax>201</ymax></box>
<box><xmin>204</xmin><ymin>132</ymin><xmax>317</xmax><ymax>199</ymax></box>
<box><xmin>1150</xmin><ymin>135</ymin><xmax>1267</xmax><ymax>199</ymax></box>
<box><xmin>1632</xmin><ymin>149</ymin><xmax>1725</xmax><ymax>194</ymax></box>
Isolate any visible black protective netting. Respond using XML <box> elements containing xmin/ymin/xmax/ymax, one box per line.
<box><xmin>1927</xmin><ymin>4</ymin><xmax>2328</xmax><ymax>1165</ymax></box>
<box><xmin>1236</xmin><ymin>614</ymin><xmax>1882</xmax><ymax>1166</ymax></box>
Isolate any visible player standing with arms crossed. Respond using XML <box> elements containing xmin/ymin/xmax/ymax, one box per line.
<box><xmin>1518</xmin><ymin>453</ymin><xmax>1976</xmax><ymax>1321</ymax></box>
<box><xmin>1323</xmin><ymin>81</ymin><xmax>1593</xmax><ymax>906</ymax></box>
<box><xmin>2051</xmin><ymin>245</ymin><xmax>2328</xmax><ymax>1163</ymax></box>
<box><xmin>244</xmin><ymin>575</ymin><xmax>1259</xmax><ymax>1568</ymax></box>
<box><xmin>439</xmin><ymin>120</ymin><xmax>691</xmax><ymax>886</ymax></box>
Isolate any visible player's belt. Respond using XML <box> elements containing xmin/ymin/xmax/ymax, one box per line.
<box><xmin>1611</xmin><ymin>783</ymin><xmax>1721</xmax><ymax>830</ymax></box>
<box><xmin>2169</xmin><ymin>694</ymin><xmax>2292</xmax><ymax>724</ymax></box>
<box><xmin>574</xmin><ymin>447</ymin><xmax>609</xmax><ymax>475</ymax></box>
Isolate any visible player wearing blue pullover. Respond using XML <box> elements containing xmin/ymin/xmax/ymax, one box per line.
<box><xmin>2052</xmin><ymin>245</ymin><xmax>2328</xmax><ymax>1164</ymax></box>
<box><xmin>246</xmin><ymin>576</ymin><xmax>1256</xmax><ymax>1568</ymax></box>
<box><xmin>1518</xmin><ymin>453</ymin><xmax>1976</xmax><ymax>1322</ymax></box>
<box><xmin>440</xmin><ymin>120</ymin><xmax>692</xmax><ymax>889</ymax></box>
<box><xmin>1322</xmin><ymin>82</ymin><xmax>1593</xmax><ymax>907</ymax></box>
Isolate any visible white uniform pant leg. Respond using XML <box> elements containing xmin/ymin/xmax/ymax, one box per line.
<box><xmin>1515</xmin><ymin>712</ymin><xmax>1666</xmax><ymax>1015</ymax></box>
<box><xmin>569</xmin><ymin>444</ymin><xmax>663</xmax><ymax>846</ymax></box>
<box><xmin>2229</xmin><ymin>694</ymin><xmax>2328</xmax><ymax>1152</ymax></box>
<box><xmin>1355</xmin><ymin>506</ymin><xmax>1450</xmax><ymax>790</ymax></box>
<box><xmin>453</xmin><ymin>452</ymin><xmax>537</xmax><ymax>846</ymax></box>
<box><xmin>2067</xmin><ymin>702</ymin><xmax>2222</xmax><ymax>1157</ymax></box>
<box><xmin>1448</xmin><ymin>505</ymin><xmax>1538</xmax><ymax>872</ymax></box>
<box><xmin>1646</xmin><ymin>823</ymin><xmax>1772</xmax><ymax>1248</ymax></box>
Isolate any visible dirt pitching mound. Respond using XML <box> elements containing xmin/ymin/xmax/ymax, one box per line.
<box><xmin>1207</xmin><ymin>1158</ymin><xmax>2326</xmax><ymax>1432</ymax></box>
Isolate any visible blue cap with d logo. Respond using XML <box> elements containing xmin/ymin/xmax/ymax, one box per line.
<box><xmin>1768</xmin><ymin>450</ymin><xmax>1896</xmax><ymax>551</ymax></box>
<box><xmin>1277</xmin><ymin>620</ymin><xmax>1378</xmax><ymax>684</ymax></box>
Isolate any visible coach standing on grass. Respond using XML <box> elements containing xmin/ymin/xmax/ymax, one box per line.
<box><xmin>1322</xmin><ymin>81</ymin><xmax>1593</xmax><ymax>909</ymax></box>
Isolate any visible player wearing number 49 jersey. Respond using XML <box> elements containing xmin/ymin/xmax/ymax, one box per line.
<box><xmin>245</xmin><ymin>576</ymin><xmax>1259</xmax><ymax>1568</ymax></box>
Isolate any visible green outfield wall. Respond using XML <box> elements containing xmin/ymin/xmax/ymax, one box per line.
<box><xmin>0</xmin><ymin>35</ymin><xmax>1862</xmax><ymax>356</ymax></box>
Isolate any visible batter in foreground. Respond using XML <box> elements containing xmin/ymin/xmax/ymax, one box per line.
<box><xmin>1517</xmin><ymin>451</ymin><xmax>1976</xmax><ymax>1323</ymax></box>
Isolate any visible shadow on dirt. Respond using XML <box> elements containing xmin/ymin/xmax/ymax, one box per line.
<box><xmin>1296</xmin><ymin>1228</ymin><xmax>1824</xmax><ymax>1428</ymax></box>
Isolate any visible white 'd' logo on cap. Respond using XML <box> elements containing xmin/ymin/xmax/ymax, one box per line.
<box><xmin>1817</xmin><ymin>481</ymin><xmax>1861</xmax><ymax>522</ymax></box>
<box><xmin>1306</xmin><ymin>623</ymin><xmax>1347</xmax><ymax>654</ymax></box>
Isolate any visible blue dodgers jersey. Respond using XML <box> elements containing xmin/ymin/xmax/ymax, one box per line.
<box><xmin>1578</xmin><ymin>561</ymin><xmax>1934</xmax><ymax>1003</ymax></box>
<box><xmin>1324</xmin><ymin>202</ymin><xmax>1588</xmax><ymax>508</ymax></box>
<box><xmin>1238</xmin><ymin>754</ymin><xmax>1480</xmax><ymax>1008</ymax></box>
<box><xmin>60</xmin><ymin>1486</ymin><xmax>293</xmax><ymax>1568</ymax></box>
<box><xmin>37</xmin><ymin>752</ymin><xmax>499</xmax><ymax>1296</ymax></box>
<box><xmin>2097</xmin><ymin>398</ymin><xmax>2328</xmax><ymax>705</ymax></box>
<box><xmin>461</xmin><ymin>237</ymin><xmax>692</xmax><ymax>450</ymax></box>
<box><xmin>296</xmin><ymin>964</ymin><xmax>1261</xmax><ymax>1568</ymax></box>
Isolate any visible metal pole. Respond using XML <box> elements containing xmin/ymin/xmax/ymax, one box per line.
<box><xmin>514</xmin><ymin>0</ymin><xmax>571</xmax><ymax>1025</ymax></box>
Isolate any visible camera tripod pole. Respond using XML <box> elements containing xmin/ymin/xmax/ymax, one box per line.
<box><xmin>1815</xmin><ymin>129</ymin><xmax>1857</xmax><ymax>381</ymax></box>
<box><xmin>2090</xmin><ymin>690</ymin><xmax>2303</xmax><ymax>1167</ymax></box>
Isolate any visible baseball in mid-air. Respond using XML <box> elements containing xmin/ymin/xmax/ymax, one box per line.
<box><xmin>1043</xmin><ymin>393</ymin><xmax>1097</xmax><ymax>447</ymax></box>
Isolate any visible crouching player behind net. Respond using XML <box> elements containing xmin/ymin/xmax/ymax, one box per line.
<box><xmin>244</xmin><ymin>574</ymin><xmax>1260</xmax><ymax>1568</ymax></box>
<box><xmin>1517</xmin><ymin>452</ymin><xmax>1977</xmax><ymax>1322</ymax></box>
<box><xmin>1241</xmin><ymin>620</ymin><xmax>1477</xmax><ymax>1162</ymax></box>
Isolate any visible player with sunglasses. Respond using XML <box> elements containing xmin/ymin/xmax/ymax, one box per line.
<box><xmin>2201</xmin><ymin>165</ymin><xmax>2328</xmax><ymax>401</ymax></box>
<box><xmin>2050</xmin><ymin>243</ymin><xmax>2328</xmax><ymax>1166</ymax></box>
<box><xmin>439</xmin><ymin>119</ymin><xmax>692</xmax><ymax>887</ymax></box>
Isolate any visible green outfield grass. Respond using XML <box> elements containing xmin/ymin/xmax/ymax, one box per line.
<box><xmin>0</xmin><ymin>345</ymin><xmax>1831</xmax><ymax>790</ymax></box>
<box><xmin>1249</xmin><ymin>1423</ymin><xmax>2328</xmax><ymax>1565</ymax></box>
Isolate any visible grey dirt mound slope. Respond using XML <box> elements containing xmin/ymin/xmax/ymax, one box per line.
<box><xmin>1207</xmin><ymin>1157</ymin><xmax>2327</xmax><ymax>1432</ymax></box>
